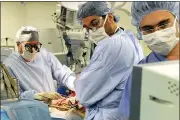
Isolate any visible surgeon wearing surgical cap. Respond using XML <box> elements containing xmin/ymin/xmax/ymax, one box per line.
<box><xmin>119</xmin><ymin>2</ymin><xmax>179</xmax><ymax>119</ymax></box>
<box><xmin>3</xmin><ymin>26</ymin><xmax>76</xmax><ymax>99</ymax></box>
<box><xmin>74</xmin><ymin>2</ymin><xmax>143</xmax><ymax>120</ymax></box>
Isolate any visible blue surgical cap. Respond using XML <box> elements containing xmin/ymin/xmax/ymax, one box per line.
<box><xmin>77</xmin><ymin>2</ymin><xmax>119</xmax><ymax>24</ymax></box>
<box><xmin>131</xmin><ymin>2</ymin><xmax>179</xmax><ymax>40</ymax></box>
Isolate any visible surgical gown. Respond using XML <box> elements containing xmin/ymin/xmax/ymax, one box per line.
<box><xmin>124</xmin><ymin>30</ymin><xmax>144</xmax><ymax>61</ymax></box>
<box><xmin>75</xmin><ymin>29</ymin><xmax>143</xmax><ymax>120</ymax></box>
<box><xmin>118</xmin><ymin>52</ymin><xmax>167</xmax><ymax>118</ymax></box>
<box><xmin>3</xmin><ymin>48</ymin><xmax>76</xmax><ymax>99</ymax></box>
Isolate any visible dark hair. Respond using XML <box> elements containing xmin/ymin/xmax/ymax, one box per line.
<box><xmin>102</xmin><ymin>15</ymin><xmax>116</xmax><ymax>22</ymax></box>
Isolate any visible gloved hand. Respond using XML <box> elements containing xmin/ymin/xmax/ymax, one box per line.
<box><xmin>34</xmin><ymin>92</ymin><xmax>63</xmax><ymax>102</ymax></box>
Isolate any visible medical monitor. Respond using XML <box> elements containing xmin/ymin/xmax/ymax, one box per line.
<box><xmin>130</xmin><ymin>61</ymin><xmax>179</xmax><ymax>120</ymax></box>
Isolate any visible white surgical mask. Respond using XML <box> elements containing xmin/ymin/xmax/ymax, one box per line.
<box><xmin>142</xmin><ymin>18</ymin><xmax>179</xmax><ymax>56</ymax></box>
<box><xmin>89</xmin><ymin>30</ymin><xmax>109</xmax><ymax>45</ymax></box>
<box><xmin>21</xmin><ymin>45</ymin><xmax>37</xmax><ymax>62</ymax></box>
<box><xmin>89</xmin><ymin>15</ymin><xmax>109</xmax><ymax>45</ymax></box>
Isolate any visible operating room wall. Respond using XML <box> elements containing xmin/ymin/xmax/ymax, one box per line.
<box><xmin>25</xmin><ymin>2</ymin><xmax>66</xmax><ymax>53</ymax></box>
<box><xmin>1</xmin><ymin>2</ymin><xmax>66</xmax><ymax>53</ymax></box>
<box><xmin>1</xmin><ymin>2</ymin><xmax>26</xmax><ymax>49</ymax></box>
<box><xmin>25</xmin><ymin>2</ymin><xmax>56</xmax><ymax>29</ymax></box>
<box><xmin>1</xmin><ymin>2</ymin><xmax>151</xmax><ymax>56</ymax></box>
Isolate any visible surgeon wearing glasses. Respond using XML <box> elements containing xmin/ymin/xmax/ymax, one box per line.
<box><xmin>74</xmin><ymin>2</ymin><xmax>143</xmax><ymax>120</ymax></box>
<box><xmin>119</xmin><ymin>2</ymin><xmax>179</xmax><ymax>119</ymax></box>
<box><xmin>3</xmin><ymin>26</ymin><xmax>76</xmax><ymax>99</ymax></box>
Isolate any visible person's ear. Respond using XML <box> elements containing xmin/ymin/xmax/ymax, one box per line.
<box><xmin>107</xmin><ymin>13</ymin><xmax>114</xmax><ymax>23</ymax></box>
<box><xmin>16</xmin><ymin>42</ymin><xmax>20</xmax><ymax>46</ymax></box>
<box><xmin>17</xmin><ymin>42</ymin><xmax>23</xmax><ymax>54</ymax></box>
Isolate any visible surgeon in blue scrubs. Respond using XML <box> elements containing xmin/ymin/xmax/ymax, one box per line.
<box><xmin>74</xmin><ymin>2</ymin><xmax>143</xmax><ymax>120</ymax></box>
<box><xmin>119</xmin><ymin>1</ymin><xmax>179</xmax><ymax>119</ymax></box>
<box><xmin>3</xmin><ymin>26</ymin><xmax>76</xmax><ymax>99</ymax></box>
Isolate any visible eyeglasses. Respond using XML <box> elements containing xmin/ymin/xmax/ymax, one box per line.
<box><xmin>24</xmin><ymin>42</ymin><xmax>42</xmax><ymax>53</ymax></box>
<box><xmin>83</xmin><ymin>17</ymin><xmax>103</xmax><ymax>31</ymax></box>
<box><xmin>141</xmin><ymin>21</ymin><xmax>173</xmax><ymax>35</ymax></box>
<box><xmin>90</xmin><ymin>17</ymin><xmax>102</xmax><ymax>28</ymax></box>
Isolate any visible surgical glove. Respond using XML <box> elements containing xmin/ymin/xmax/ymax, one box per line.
<box><xmin>34</xmin><ymin>92</ymin><xmax>63</xmax><ymax>101</ymax></box>
<box><xmin>66</xmin><ymin>75</ymin><xmax>76</xmax><ymax>91</ymax></box>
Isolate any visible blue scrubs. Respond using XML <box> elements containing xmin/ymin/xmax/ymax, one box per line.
<box><xmin>75</xmin><ymin>29</ymin><xmax>142</xmax><ymax>120</ymax></box>
<box><xmin>3</xmin><ymin>48</ymin><xmax>75</xmax><ymax>99</ymax></box>
<box><xmin>118</xmin><ymin>52</ymin><xmax>167</xmax><ymax>118</ymax></box>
